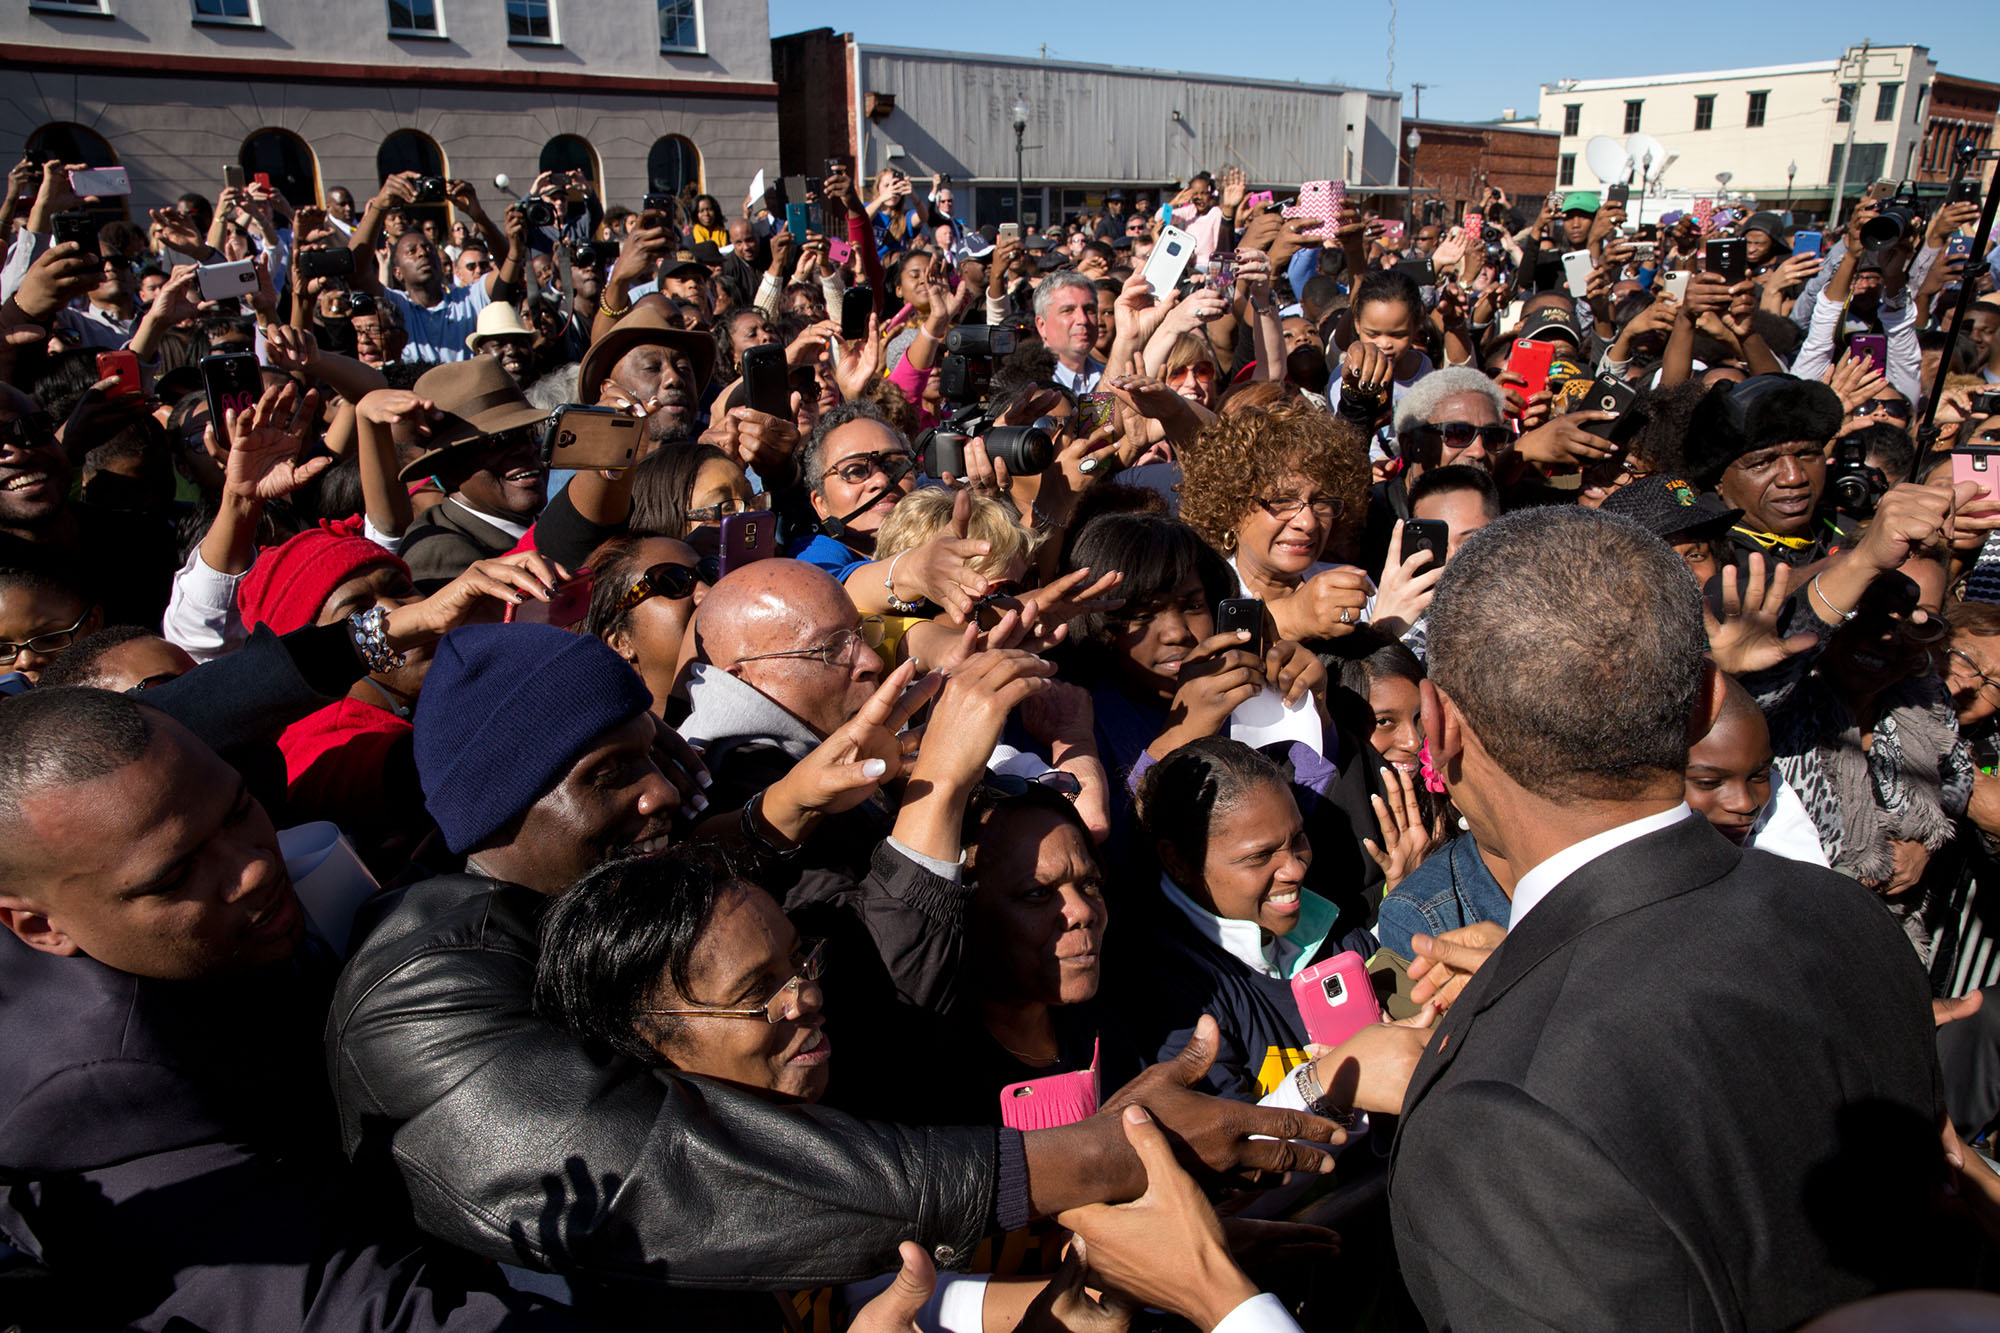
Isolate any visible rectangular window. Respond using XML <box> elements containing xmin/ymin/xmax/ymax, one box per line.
<box><xmin>31</xmin><ymin>0</ymin><xmax>111</xmax><ymax>13</ymax></box>
<box><xmin>1829</xmin><ymin>141</ymin><xmax>1887</xmax><ymax>186</ymax></box>
<box><xmin>1746</xmin><ymin>90</ymin><xmax>1768</xmax><ymax>127</ymax></box>
<box><xmin>1693</xmin><ymin>94</ymin><xmax>1714</xmax><ymax>131</ymax></box>
<box><xmin>1623</xmin><ymin>100</ymin><xmax>1643</xmax><ymax>134</ymax></box>
<box><xmin>658</xmin><ymin>0</ymin><xmax>700</xmax><ymax>52</ymax></box>
<box><xmin>1836</xmin><ymin>82</ymin><xmax>1858</xmax><ymax>123</ymax></box>
<box><xmin>192</xmin><ymin>0</ymin><xmax>255</xmax><ymax>18</ymax></box>
<box><xmin>1559</xmin><ymin>153</ymin><xmax>1576</xmax><ymax>187</ymax></box>
<box><xmin>506</xmin><ymin>0</ymin><xmax>554</xmax><ymax>41</ymax></box>
<box><xmin>1875</xmin><ymin>83</ymin><xmax>1898</xmax><ymax>122</ymax></box>
<box><xmin>1562</xmin><ymin>103</ymin><xmax>1580</xmax><ymax>136</ymax></box>
<box><xmin>388</xmin><ymin>0</ymin><xmax>441</xmax><ymax>34</ymax></box>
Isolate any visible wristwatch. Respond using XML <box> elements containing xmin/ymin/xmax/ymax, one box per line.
<box><xmin>1293</xmin><ymin>1059</ymin><xmax>1357</xmax><ymax>1127</ymax></box>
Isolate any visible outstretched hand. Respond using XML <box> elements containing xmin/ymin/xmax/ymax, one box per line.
<box><xmin>220</xmin><ymin>380</ymin><xmax>330</xmax><ymax>503</ymax></box>
<box><xmin>1703</xmin><ymin>555</ymin><xmax>1817</xmax><ymax>676</ymax></box>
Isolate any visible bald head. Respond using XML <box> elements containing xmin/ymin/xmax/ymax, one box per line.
<box><xmin>695</xmin><ymin>559</ymin><xmax>883</xmax><ymax>739</ymax></box>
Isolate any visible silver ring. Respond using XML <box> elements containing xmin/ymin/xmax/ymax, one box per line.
<box><xmin>1340</xmin><ymin>607</ymin><xmax>1353</xmax><ymax>624</ymax></box>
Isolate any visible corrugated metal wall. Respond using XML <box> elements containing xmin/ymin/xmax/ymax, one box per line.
<box><xmin>854</xmin><ymin>46</ymin><xmax>1402</xmax><ymax>192</ymax></box>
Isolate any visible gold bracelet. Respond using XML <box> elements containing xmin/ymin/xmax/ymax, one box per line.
<box><xmin>598</xmin><ymin>291</ymin><xmax>633</xmax><ymax>319</ymax></box>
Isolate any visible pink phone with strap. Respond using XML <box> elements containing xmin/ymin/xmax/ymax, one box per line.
<box><xmin>999</xmin><ymin>1040</ymin><xmax>1099</xmax><ymax>1131</ymax></box>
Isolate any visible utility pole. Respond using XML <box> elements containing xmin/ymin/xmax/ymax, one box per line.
<box><xmin>1829</xmin><ymin>39</ymin><xmax>1869</xmax><ymax>224</ymax></box>
<box><xmin>1406</xmin><ymin>83</ymin><xmax>1429</xmax><ymax>193</ymax></box>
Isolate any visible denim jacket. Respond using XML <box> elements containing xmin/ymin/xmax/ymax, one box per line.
<box><xmin>1375</xmin><ymin>835</ymin><xmax>1512</xmax><ymax>956</ymax></box>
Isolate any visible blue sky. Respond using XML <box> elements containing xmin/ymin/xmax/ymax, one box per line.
<box><xmin>766</xmin><ymin>2</ymin><xmax>1992</xmax><ymax>125</ymax></box>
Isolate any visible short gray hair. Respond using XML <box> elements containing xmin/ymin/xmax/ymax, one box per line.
<box><xmin>1033</xmin><ymin>270</ymin><xmax>1097</xmax><ymax>322</ymax></box>
<box><xmin>1427</xmin><ymin>506</ymin><xmax>1708</xmax><ymax>801</ymax></box>
<box><xmin>802</xmin><ymin>397</ymin><xmax>906</xmax><ymax>498</ymax></box>
<box><xmin>1393</xmin><ymin>366</ymin><xmax>1507</xmax><ymax>443</ymax></box>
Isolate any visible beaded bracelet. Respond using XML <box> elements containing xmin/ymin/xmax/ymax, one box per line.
<box><xmin>348</xmin><ymin>606</ymin><xmax>407</xmax><ymax>673</ymax></box>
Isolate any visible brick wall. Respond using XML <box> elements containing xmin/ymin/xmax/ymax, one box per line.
<box><xmin>1407</xmin><ymin>119</ymin><xmax>1560</xmax><ymax>221</ymax></box>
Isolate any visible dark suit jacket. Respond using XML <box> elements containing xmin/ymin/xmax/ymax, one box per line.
<box><xmin>401</xmin><ymin>498</ymin><xmax>517</xmax><ymax>593</ymax></box>
<box><xmin>1390</xmin><ymin>815</ymin><xmax>1948</xmax><ymax>1332</ymax></box>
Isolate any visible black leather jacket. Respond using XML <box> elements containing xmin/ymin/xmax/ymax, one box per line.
<box><xmin>327</xmin><ymin>869</ymin><xmax>999</xmax><ymax>1290</ymax></box>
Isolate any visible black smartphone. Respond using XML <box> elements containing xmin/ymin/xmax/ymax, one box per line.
<box><xmin>739</xmin><ymin>344</ymin><xmax>789</xmax><ymax>420</ymax></box>
<box><xmin>1215</xmin><ymin>597</ymin><xmax>1265</xmax><ymax>657</ymax></box>
<box><xmin>804</xmin><ymin>175</ymin><xmax>824</xmax><ymax>199</ymax></box>
<box><xmin>1706</xmin><ymin>238</ymin><xmax>1747</xmax><ymax>283</ymax></box>
<box><xmin>1606</xmin><ymin>182</ymin><xmax>1630</xmax><ymax>207</ymax></box>
<box><xmin>53</xmin><ymin>211</ymin><xmax>98</xmax><ymax>258</ymax></box>
<box><xmin>1400</xmin><ymin>519</ymin><xmax>1449</xmax><ymax>568</ymax></box>
<box><xmin>297</xmin><ymin>247</ymin><xmax>354</xmax><ymax>280</ymax></box>
<box><xmin>1395</xmin><ymin>257</ymin><xmax>1436</xmax><ymax>286</ymax></box>
<box><xmin>1951</xmin><ymin>178</ymin><xmax>1981</xmax><ymax>205</ymax></box>
<box><xmin>841</xmin><ymin>285</ymin><xmax>873</xmax><ymax>340</ymax></box>
<box><xmin>200</xmin><ymin>352</ymin><xmax>263</xmax><ymax>434</ymax></box>
<box><xmin>1575</xmin><ymin>375</ymin><xmax>1641</xmax><ymax>441</ymax></box>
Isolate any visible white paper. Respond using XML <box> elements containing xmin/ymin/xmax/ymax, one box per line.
<box><xmin>1229</xmin><ymin>687</ymin><xmax>1324</xmax><ymax>756</ymax></box>
<box><xmin>744</xmin><ymin>169</ymin><xmax>766</xmax><ymax>212</ymax></box>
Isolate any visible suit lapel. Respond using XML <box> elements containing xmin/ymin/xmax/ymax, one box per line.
<box><xmin>1398</xmin><ymin>817</ymin><xmax>1741</xmax><ymax>1118</ymax></box>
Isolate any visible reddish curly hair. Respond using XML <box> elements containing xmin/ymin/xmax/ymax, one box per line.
<box><xmin>1174</xmin><ymin>403</ymin><xmax>1370</xmax><ymax>553</ymax></box>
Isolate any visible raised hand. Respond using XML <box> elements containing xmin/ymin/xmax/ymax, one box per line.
<box><xmin>1406</xmin><ymin>921</ymin><xmax>1507</xmax><ymax>1012</ymax></box>
<box><xmin>396</xmin><ymin>550</ymin><xmax>571</xmax><ymax>640</ymax></box>
<box><xmin>1826</xmin><ymin>349</ymin><xmax>1888</xmax><ymax>413</ymax></box>
<box><xmin>221</xmin><ymin>380</ymin><xmax>329</xmax><ymax>503</ymax></box>
<box><xmin>1363</xmin><ymin>762</ymin><xmax>1436</xmax><ymax>892</ymax></box>
<box><xmin>1703</xmin><ymin>554</ymin><xmax>1817</xmax><ymax>675</ymax></box>
<box><xmin>766</xmin><ymin>660</ymin><xmax>943</xmax><ymax>837</ymax></box>
<box><xmin>262</xmin><ymin>324</ymin><xmax>322</xmax><ymax>377</ymax></box>
<box><xmin>833</xmin><ymin>313</ymin><xmax>882</xmax><ymax>401</ymax></box>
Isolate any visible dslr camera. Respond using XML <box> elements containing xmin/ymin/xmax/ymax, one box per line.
<box><xmin>1827</xmin><ymin>436</ymin><xmax>1889</xmax><ymax>518</ymax></box>
<box><xmin>1859</xmin><ymin>184</ymin><xmax>1929</xmax><ymax>250</ymax></box>
<box><xmin>413</xmin><ymin>176</ymin><xmax>448</xmax><ymax>204</ymax></box>
<box><xmin>916</xmin><ymin>323</ymin><xmax>1055</xmax><ymax>479</ymax></box>
<box><xmin>521</xmin><ymin>199</ymin><xmax>556</xmax><ymax>227</ymax></box>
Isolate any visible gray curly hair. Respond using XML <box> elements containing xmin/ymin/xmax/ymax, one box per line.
<box><xmin>1392</xmin><ymin>366</ymin><xmax>1507</xmax><ymax>443</ymax></box>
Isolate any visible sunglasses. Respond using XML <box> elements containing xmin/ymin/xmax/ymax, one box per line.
<box><xmin>1415</xmin><ymin>421</ymin><xmax>1513</xmax><ymax>449</ymax></box>
<box><xmin>1851</xmin><ymin>399</ymin><xmax>1912</xmax><ymax>420</ymax></box>
<box><xmin>613</xmin><ymin>560</ymin><xmax>715</xmax><ymax>615</ymax></box>
<box><xmin>0</xmin><ymin>413</ymin><xmax>60</xmax><ymax>452</ymax></box>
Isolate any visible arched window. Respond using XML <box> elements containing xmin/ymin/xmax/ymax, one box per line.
<box><xmin>25</xmin><ymin>121</ymin><xmax>126</xmax><ymax>222</ymax></box>
<box><xmin>647</xmin><ymin>135</ymin><xmax>701</xmax><ymax>201</ymax></box>
<box><xmin>538</xmin><ymin>134</ymin><xmax>600</xmax><ymax>199</ymax></box>
<box><xmin>239</xmin><ymin>128</ymin><xmax>319</xmax><ymax>209</ymax></box>
<box><xmin>376</xmin><ymin>129</ymin><xmax>450</xmax><ymax>235</ymax></box>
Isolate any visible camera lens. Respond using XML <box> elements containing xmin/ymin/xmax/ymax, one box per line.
<box><xmin>983</xmin><ymin>425</ymin><xmax>1054</xmax><ymax>477</ymax></box>
<box><xmin>1860</xmin><ymin>206</ymin><xmax>1912</xmax><ymax>249</ymax></box>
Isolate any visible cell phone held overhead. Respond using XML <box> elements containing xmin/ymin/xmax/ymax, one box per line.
<box><xmin>544</xmin><ymin>405</ymin><xmax>639</xmax><ymax>472</ymax></box>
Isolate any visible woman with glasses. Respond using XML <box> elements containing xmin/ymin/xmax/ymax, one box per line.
<box><xmin>0</xmin><ymin>564</ymin><xmax>100</xmax><ymax>686</ymax></box>
<box><xmin>584</xmin><ymin>533</ymin><xmax>711</xmax><ymax>719</ymax></box>
<box><xmin>1176</xmin><ymin>404</ymin><xmax>1398</xmax><ymax>644</ymax></box>
<box><xmin>629</xmin><ymin>442</ymin><xmax>760</xmax><ymax>542</ymax></box>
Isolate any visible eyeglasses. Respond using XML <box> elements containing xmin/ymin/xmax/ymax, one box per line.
<box><xmin>686</xmin><ymin>497</ymin><xmax>760</xmax><ymax>524</ymax></box>
<box><xmin>641</xmin><ymin>938</ymin><xmax>826</xmax><ymax>1025</ymax></box>
<box><xmin>1415</xmin><ymin>421</ymin><xmax>1513</xmax><ymax>449</ymax></box>
<box><xmin>2</xmin><ymin>609</ymin><xmax>92</xmax><ymax>663</ymax></box>
<box><xmin>1949</xmin><ymin>648</ymin><xmax>2000</xmax><ymax>700</ymax></box>
<box><xmin>613</xmin><ymin>560</ymin><xmax>715</xmax><ymax>615</ymax></box>
<box><xmin>1851</xmin><ymin>399</ymin><xmax>1912</xmax><ymax>420</ymax></box>
<box><xmin>1255</xmin><ymin>494</ymin><xmax>1345</xmax><ymax>522</ymax></box>
<box><xmin>459</xmin><ymin>258</ymin><xmax>494</xmax><ymax>274</ymax></box>
<box><xmin>979</xmin><ymin>769</ymin><xmax>1083</xmax><ymax>800</ymax></box>
<box><xmin>731</xmin><ymin>616</ymin><xmax>886</xmax><ymax>669</ymax></box>
<box><xmin>822</xmin><ymin>450</ymin><xmax>913</xmax><ymax>487</ymax></box>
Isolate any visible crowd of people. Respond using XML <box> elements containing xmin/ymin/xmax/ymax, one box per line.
<box><xmin>6</xmin><ymin>135</ymin><xmax>2000</xmax><ymax>1332</ymax></box>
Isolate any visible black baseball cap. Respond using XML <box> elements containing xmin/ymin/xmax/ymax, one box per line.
<box><xmin>1107</xmin><ymin>188</ymin><xmax>1127</xmax><ymax>202</ymax></box>
<box><xmin>1600</xmin><ymin>474</ymin><xmax>1741</xmax><ymax>542</ymax></box>
<box><xmin>1518</xmin><ymin>306</ymin><xmax>1583</xmax><ymax>347</ymax></box>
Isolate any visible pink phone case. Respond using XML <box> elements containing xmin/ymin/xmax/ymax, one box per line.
<box><xmin>1954</xmin><ymin>450</ymin><xmax>1999</xmax><ymax>496</ymax></box>
<box><xmin>1283</xmin><ymin>180</ymin><xmax>1345</xmax><ymax>228</ymax></box>
<box><xmin>999</xmin><ymin>1040</ymin><xmax>1099</xmax><ymax>1131</ymax></box>
<box><xmin>1243</xmin><ymin>190</ymin><xmax>1274</xmax><ymax>209</ymax></box>
<box><xmin>1850</xmin><ymin>334</ymin><xmax>1888</xmax><ymax>375</ymax></box>
<box><xmin>1291</xmin><ymin>951</ymin><xmax>1381</xmax><ymax>1049</ymax></box>
<box><xmin>827</xmin><ymin>238</ymin><xmax>853</xmax><ymax>264</ymax></box>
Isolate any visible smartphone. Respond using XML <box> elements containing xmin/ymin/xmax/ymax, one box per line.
<box><xmin>1849</xmin><ymin>333</ymin><xmax>1888</xmax><ymax>376</ymax></box>
<box><xmin>840</xmin><ymin>285</ymin><xmax>873</xmax><ymax>341</ymax></box>
<box><xmin>1606</xmin><ymin>182</ymin><xmax>1630</xmax><ymax>207</ymax></box>
<box><xmin>1632</xmin><ymin>241</ymin><xmax>1657</xmax><ymax>264</ymax></box>
<box><xmin>1532</xmin><ymin>252</ymin><xmax>1564</xmax><ymax>293</ymax></box>
<box><xmin>1243</xmin><ymin>190</ymin><xmax>1274</xmax><ymax>209</ymax></box>
<box><xmin>1791</xmin><ymin>230</ymin><xmax>1824</xmax><ymax>259</ymax></box>
<box><xmin>1075</xmin><ymin>392</ymin><xmax>1116</xmax><ymax>436</ymax></box>
<box><xmin>1396</xmin><ymin>257</ymin><xmax>1437</xmax><ymax>287</ymax></box>
<box><xmin>196</xmin><ymin>259</ymin><xmax>258</xmax><ymax>303</ymax></box>
<box><xmin>999</xmin><ymin>1064</ymin><xmax>1099</xmax><ymax>1132</ymax></box>
<box><xmin>1284</xmin><ymin>179</ymin><xmax>1345</xmax><ymax>224</ymax></box>
<box><xmin>297</xmin><ymin>247</ymin><xmax>355</xmax><ymax>280</ymax></box>
<box><xmin>52</xmin><ymin>211</ymin><xmax>98</xmax><ymax>258</ymax></box>
<box><xmin>1948</xmin><ymin>235</ymin><xmax>1972</xmax><ymax>261</ymax></box>
<box><xmin>1575</xmin><ymin>375</ymin><xmax>1641</xmax><ymax>441</ymax></box>
<box><xmin>998</xmin><ymin>222</ymin><xmax>1020</xmax><ymax>244</ymax></box>
<box><xmin>67</xmin><ymin>166</ymin><xmax>130</xmax><ymax>198</ymax></box>
<box><xmin>1561</xmin><ymin>250</ymin><xmax>1594</xmax><ymax>299</ymax></box>
<box><xmin>1952</xmin><ymin>178</ymin><xmax>1982</xmax><ymax>206</ymax></box>
<box><xmin>739</xmin><ymin>344</ymin><xmax>789</xmax><ymax>419</ymax></box>
<box><xmin>1291</xmin><ymin>951</ymin><xmax>1381</xmax><ymax>1050</ymax></box>
<box><xmin>1706</xmin><ymin>237</ymin><xmax>1747</xmax><ymax>282</ymax></box>
<box><xmin>1215</xmin><ymin>596</ymin><xmax>1265</xmax><ymax>657</ymax></box>
<box><xmin>223</xmin><ymin>164</ymin><xmax>245</xmax><ymax>190</ymax></box>
<box><xmin>543</xmin><ymin>404</ymin><xmax>639</xmax><ymax>471</ymax></box>
<box><xmin>1973</xmin><ymin>391</ymin><xmax>2000</xmax><ymax>419</ymax></box>
<box><xmin>718</xmin><ymin>509</ymin><xmax>777</xmax><ymax>577</ymax></box>
<box><xmin>504</xmin><ymin>572</ymin><xmax>593</xmax><ymax>629</ymax></box>
<box><xmin>200</xmin><ymin>352</ymin><xmax>262</xmax><ymax>433</ymax></box>
<box><xmin>784</xmin><ymin>202</ymin><xmax>819</xmax><ymax>242</ymax></box>
<box><xmin>1381</xmin><ymin>220</ymin><xmax>1406</xmax><ymax>247</ymax></box>
<box><xmin>1659</xmin><ymin>269</ymin><xmax>1692</xmax><ymax>303</ymax></box>
<box><xmin>1141</xmin><ymin>224</ymin><xmax>1197</xmax><ymax>299</ymax></box>
<box><xmin>253</xmin><ymin>171</ymin><xmax>272</xmax><ymax>190</ymax></box>
<box><xmin>96</xmin><ymin>349</ymin><xmax>142</xmax><ymax>400</ymax></box>
<box><xmin>1462</xmin><ymin>210</ymin><xmax>1483</xmax><ymax>245</ymax></box>
<box><xmin>1365</xmin><ymin>947</ymin><xmax>1422</xmax><ymax>1022</ymax></box>
<box><xmin>826</xmin><ymin>237</ymin><xmax>853</xmax><ymax>265</ymax></box>
<box><xmin>1400</xmin><ymin>518</ymin><xmax>1449</xmax><ymax>568</ymax></box>
<box><xmin>1953</xmin><ymin>449</ymin><xmax>2000</xmax><ymax>496</ymax></box>
<box><xmin>1506</xmin><ymin>338</ymin><xmax>1556</xmax><ymax>402</ymax></box>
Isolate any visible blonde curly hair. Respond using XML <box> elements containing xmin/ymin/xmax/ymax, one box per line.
<box><xmin>873</xmin><ymin>486</ymin><xmax>1039</xmax><ymax>579</ymax></box>
<box><xmin>1175</xmin><ymin>403</ymin><xmax>1370</xmax><ymax>554</ymax></box>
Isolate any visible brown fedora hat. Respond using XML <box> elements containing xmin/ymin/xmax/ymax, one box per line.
<box><xmin>397</xmin><ymin>357</ymin><xmax>552</xmax><ymax>481</ymax></box>
<box><xmin>577</xmin><ymin>306</ymin><xmax>717</xmax><ymax>407</ymax></box>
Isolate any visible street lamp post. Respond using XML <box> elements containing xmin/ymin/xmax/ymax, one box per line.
<box><xmin>1011</xmin><ymin>99</ymin><xmax>1029</xmax><ymax>227</ymax></box>
<box><xmin>1715</xmin><ymin>170</ymin><xmax>1733</xmax><ymax>204</ymax></box>
<box><xmin>1785</xmin><ymin>160</ymin><xmax>1798</xmax><ymax>212</ymax></box>
<box><xmin>1405</xmin><ymin>127</ymin><xmax>1422</xmax><ymax>221</ymax></box>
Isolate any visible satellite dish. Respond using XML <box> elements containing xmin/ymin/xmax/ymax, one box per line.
<box><xmin>1645</xmin><ymin>150</ymin><xmax>1679</xmax><ymax>186</ymax></box>
<box><xmin>1584</xmin><ymin>136</ymin><xmax>1631</xmax><ymax>185</ymax></box>
<box><xmin>1625</xmin><ymin>133</ymin><xmax>1668</xmax><ymax>176</ymax></box>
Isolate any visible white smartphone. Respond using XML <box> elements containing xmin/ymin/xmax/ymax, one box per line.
<box><xmin>196</xmin><ymin>258</ymin><xmax>258</xmax><ymax>302</ymax></box>
<box><xmin>68</xmin><ymin>166</ymin><xmax>131</xmax><ymax>198</ymax></box>
<box><xmin>1659</xmin><ymin>269</ymin><xmax>1691</xmax><ymax>303</ymax></box>
<box><xmin>1501</xmin><ymin>298</ymin><xmax>1526</xmax><ymax>332</ymax></box>
<box><xmin>998</xmin><ymin>222</ymin><xmax>1019</xmax><ymax>243</ymax></box>
<box><xmin>1141</xmin><ymin>224</ymin><xmax>1198</xmax><ymax>298</ymax></box>
<box><xmin>1562</xmin><ymin>250</ymin><xmax>1594</xmax><ymax>299</ymax></box>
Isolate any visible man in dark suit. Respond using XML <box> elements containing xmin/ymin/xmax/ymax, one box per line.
<box><xmin>1390</xmin><ymin>505</ymin><xmax>1953</xmax><ymax>1330</ymax></box>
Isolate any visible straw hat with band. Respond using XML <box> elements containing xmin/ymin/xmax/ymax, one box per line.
<box><xmin>397</xmin><ymin>357</ymin><xmax>552</xmax><ymax>482</ymax></box>
<box><xmin>578</xmin><ymin>306</ymin><xmax>718</xmax><ymax>406</ymax></box>
<box><xmin>465</xmin><ymin>301</ymin><xmax>535</xmax><ymax>352</ymax></box>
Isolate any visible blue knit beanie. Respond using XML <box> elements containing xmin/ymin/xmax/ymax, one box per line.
<box><xmin>414</xmin><ymin>623</ymin><xmax>653</xmax><ymax>853</ymax></box>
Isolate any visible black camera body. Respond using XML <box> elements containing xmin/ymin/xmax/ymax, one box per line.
<box><xmin>414</xmin><ymin>176</ymin><xmax>448</xmax><ymax>204</ymax></box>
<box><xmin>1828</xmin><ymin>436</ymin><xmax>1889</xmax><ymax>517</ymax></box>
<box><xmin>1859</xmin><ymin>184</ymin><xmax>1928</xmax><ymax>250</ymax></box>
<box><xmin>916</xmin><ymin>409</ymin><xmax>1055</xmax><ymax>480</ymax></box>
<box><xmin>935</xmin><ymin>324</ymin><xmax>1018</xmax><ymax>403</ymax></box>
<box><xmin>521</xmin><ymin>199</ymin><xmax>556</xmax><ymax>227</ymax></box>
<box><xmin>568</xmin><ymin>242</ymin><xmax>606</xmax><ymax>270</ymax></box>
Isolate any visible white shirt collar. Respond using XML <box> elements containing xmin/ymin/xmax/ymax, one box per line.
<box><xmin>447</xmin><ymin>495</ymin><xmax>531</xmax><ymax>541</ymax></box>
<box><xmin>1506</xmin><ymin>803</ymin><xmax>1695</xmax><ymax>932</ymax></box>
<box><xmin>1158</xmin><ymin>873</ymin><xmax>1299</xmax><ymax>979</ymax></box>
<box><xmin>1051</xmin><ymin>357</ymin><xmax>1104</xmax><ymax>394</ymax></box>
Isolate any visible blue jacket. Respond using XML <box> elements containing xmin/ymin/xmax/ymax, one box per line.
<box><xmin>1375</xmin><ymin>835</ymin><xmax>1511</xmax><ymax>957</ymax></box>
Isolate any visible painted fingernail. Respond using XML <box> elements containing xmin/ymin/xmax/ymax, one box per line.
<box><xmin>862</xmin><ymin>758</ymin><xmax>888</xmax><ymax>780</ymax></box>
<box><xmin>696</xmin><ymin>768</ymin><xmax>713</xmax><ymax>788</ymax></box>
<box><xmin>690</xmin><ymin>793</ymin><xmax>709</xmax><ymax>814</ymax></box>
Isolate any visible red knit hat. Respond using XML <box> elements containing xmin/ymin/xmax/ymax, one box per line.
<box><xmin>237</xmin><ymin>518</ymin><xmax>410</xmax><ymax>636</ymax></box>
